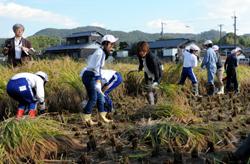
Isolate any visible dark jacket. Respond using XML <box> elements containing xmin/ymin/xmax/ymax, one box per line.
<box><xmin>138</xmin><ymin>52</ymin><xmax>162</xmax><ymax>83</ymax></box>
<box><xmin>2</xmin><ymin>37</ymin><xmax>32</xmax><ymax>67</ymax></box>
<box><xmin>224</xmin><ymin>54</ymin><xmax>238</xmax><ymax>71</ymax></box>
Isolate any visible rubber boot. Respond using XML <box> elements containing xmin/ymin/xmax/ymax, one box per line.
<box><xmin>207</xmin><ymin>84</ymin><xmax>215</xmax><ymax>96</ymax></box>
<box><xmin>217</xmin><ymin>86</ymin><xmax>224</xmax><ymax>95</ymax></box>
<box><xmin>83</xmin><ymin>114</ymin><xmax>97</xmax><ymax>126</ymax></box>
<box><xmin>147</xmin><ymin>92</ymin><xmax>155</xmax><ymax>105</ymax></box>
<box><xmin>29</xmin><ymin>110</ymin><xmax>36</xmax><ymax>119</ymax></box>
<box><xmin>192</xmin><ymin>83</ymin><xmax>201</xmax><ymax>97</ymax></box>
<box><xmin>16</xmin><ymin>109</ymin><xmax>25</xmax><ymax>119</ymax></box>
<box><xmin>99</xmin><ymin>112</ymin><xmax>113</xmax><ymax>123</ymax></box>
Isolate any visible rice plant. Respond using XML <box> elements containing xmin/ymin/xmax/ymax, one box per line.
<box><xmin>0</xmin><ymin>117</ymin><xmax>65</xmax><ymax>162</ymax></box>
<box><xmin>142</xmin><ymin>122</ymin><xmax>209</xmax><ymax>152</ymax></box>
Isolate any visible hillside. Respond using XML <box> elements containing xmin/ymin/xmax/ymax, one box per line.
<box><xmin>33</xmin><ymin>26</ymin><xmax>223</xmax><ymax>43</ymax></box>
<box><xmin>0</xmin><ymin>26</ymin><xmax>227</xmax><ymax>46</ymax></box>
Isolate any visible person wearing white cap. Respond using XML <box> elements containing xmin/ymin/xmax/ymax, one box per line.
<box><xmin>224</xmin><ymin>47</ymin><xmax>242</xmax><ymax>94</ymax></box>
<box><xmin>101</xmin><ymin>69</ymin><xmax>123</xmax><ymax>112</ymax></box>
<box><xmin>212</xmin><ymin>45</ymin><xmax>224</xmax><ymax>94</ymax></box>
<box><xmin>6</xmin><ymin>71</ymin><xmax>48</xmax><ymax>119</ymax></box>
<box><xmin>201</xmin><ymin>40</ymin><xmax>218</xmax><ymax>95</ymax></box>
<box><xmin>2</xmin><ymin>24</ymin><xmax>33</xmax><ymax>67</ymax></box>
<box><xmin>178</xmin><ymin>44</ymin><xmax>200</xmax><ymax>96</ymax></box>
<box><xmin>81</xmin><ymin>34</ymin><xmax>118</xmax><ymax>125</ymax></box>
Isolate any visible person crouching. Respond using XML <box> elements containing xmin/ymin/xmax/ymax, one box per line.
<box><xmin>6</xmin><ymin>71</ymin><xmax>48</xmax><ymax>119</ymax></box>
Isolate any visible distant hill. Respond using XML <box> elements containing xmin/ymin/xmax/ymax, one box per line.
<box><xmin>0</xmin><ymin>26</ymin><xmax>226</xmax><ymax>46</ymax></box>
<box><xmin>34</xmin><ymin>26</ymin><xmax>224</xmax><ymax>44</ymax></box>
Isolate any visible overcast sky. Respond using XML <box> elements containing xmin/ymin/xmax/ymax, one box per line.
<box><xmin>0</xmin><ymin>0</ymin><xmax>250</xmax><ymax>37</ymax></box>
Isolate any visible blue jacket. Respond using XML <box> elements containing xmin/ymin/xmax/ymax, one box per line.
<box><xmin>201</xmin><ymin>47</ymin><xmax>217</xmax><ymax>71</ymax></box>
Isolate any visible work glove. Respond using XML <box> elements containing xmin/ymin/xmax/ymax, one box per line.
<box><xmin>39</xmin><ymin>102</ymin><xmax>46</xmax><ymax>115</ymax></box>
<box><xmin>95</xmin><ymin>82</ymin><xmax>105</xmax><ymax>97</ymax></box>
<box><xmin>152</xmin><ymin>82</ymin><xmax>159</xmax><ymax>89</ymax></box>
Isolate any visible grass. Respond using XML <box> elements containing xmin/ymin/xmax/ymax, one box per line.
<box><xmin>1</xmin><ymin>57</ymin><xmax>250</xmax><ymax>162</ymax></box>
<box><xmin>0</xmin><ymin>117</ymin><xmax>65</xmax><ymax>162</ymax></box>
<box><xmin>142</xmin><ymin>122</ymin><xmax>209</xmax><ymax>152</ymax></box>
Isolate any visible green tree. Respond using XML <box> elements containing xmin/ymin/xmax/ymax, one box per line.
<box><xmin>220</xmin><ymin>33</ymin><xmax>239</xmax><ymax>45</ymax></box>
<box><xmin>119</xmin><ymin>41</ymin><xmax>129</xmax><ymax>50</ymax></box>
<box><xmin>27</xmin><ymin>35</ymin><xmax>61</xmax><ymax>51</ymax></box>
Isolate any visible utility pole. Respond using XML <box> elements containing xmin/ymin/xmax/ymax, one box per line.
<box><xmin>218</xmin><ymin>24</ymin><xmax>223</xmax><ymax>51</ymax></box>
<box><xmin>232</xmin><ymin>12</ymin><xmax>237</xmax><ymax>47</ymax></box>
<box><xmin>161</xmin><ymin>22</ymin><xmax>166</xmax><ymax>39</ymax></box>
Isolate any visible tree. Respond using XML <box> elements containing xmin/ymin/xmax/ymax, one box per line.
<box><xmin>220</xmin><ymin>33</ymin><xmax>238</xmax><ymax>45</ymax></box>
<box><xmin>119</xmin><ymin>42</ymin><xmax>129</xmax><ymax>50</ymax></box>
<box><xmin>27</xmin><ymin>35</ymin><xmax>61</xmax><ymax>51</ymax></box>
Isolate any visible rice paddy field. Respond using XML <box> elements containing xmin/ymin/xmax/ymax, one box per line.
<box><xmin>1</xmin><ymin>57</ymin><xmax>250</xmax><ymax>163</ymax></box>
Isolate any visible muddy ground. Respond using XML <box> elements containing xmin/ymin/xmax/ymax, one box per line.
<box><xmin>36</xmin><ymin>82</ymin><xmax>250</xmax><ymax>164</ymax></box>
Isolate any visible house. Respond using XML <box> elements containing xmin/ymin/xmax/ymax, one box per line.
<box><xmin>219</xmin><ymin>45</ymin><xmax>239</xmax><ymax>56</ymax></box>
<box><xmin>44</xmin><ymin>31</ymin><xmax>103</xmax><ymax>58</ymax></box>
<box><xmin>243</xmin><ymin>48</ymin><xmax>250</xmax><ymax>58</ymax></box>
<box><xmin>148</xmin><ymin>38</ymin><xmax>193</xmax><ymax>61</ymax></box>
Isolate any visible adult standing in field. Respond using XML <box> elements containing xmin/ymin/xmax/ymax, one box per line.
<box><xmin>137</xmin><ymin>41</ymin><xmax>163</xmax><ymax>105</ymax></box>
<box><xmin>212</xmin><ymin>45</ymin><xmax>224</xmax><ymax>94</ymax></box>
<box><xmin>2</xmin><ymin>24</ymin><xmax>33</xmax><ymax>67</ymax></box>
<box><xmin>81</xmin><ymin>34</ymin><xmax>118</xmax><ymax>125</ymax></box>
<box><xmin>201</xmin><ymin>40</ymin><xmax>218</xmax><ymax>96</ymax></box>
<box><xmin>224</xmin><ymin>47</ymin><xmax>242</xmax><ymax>94</ymax></box>
<box><xmin>6</xmin><ymin>71</ymin><xmax>48</xmax><ymax>119</ymax></box>
<box><xmin>178</xmin><ymin>44</ymin><xmax>201</xmax><ymax>96</ymax></box>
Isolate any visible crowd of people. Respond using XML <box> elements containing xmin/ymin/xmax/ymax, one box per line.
<box><xmin>179</xmin><ymin>40</ymin><xmax>241</xmax><ymax>96</ymax></box>
<box><xmin>1</xmin><ymin>23</ymin><xmax>249</xmax><ymax>162</ymax></box>
<box><xmin>2</xmin><ymin>23</ymin><xmax>243</xmax><ymax>120</ymax></box>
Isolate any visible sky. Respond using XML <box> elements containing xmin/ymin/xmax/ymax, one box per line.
<box><xmin>0</xmin><ymin>0</ymin><xmax>250</xmax><ymax>38</ymax></box>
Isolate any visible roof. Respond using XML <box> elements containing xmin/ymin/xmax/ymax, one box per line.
<box><xmin>148</xmin><ymin>38</ymin><xmax>191</xmax><ymax>49</ymax></box>
<box><xmin>66</xmin><ymin>31</ymin><xmax>103</xmax><ymax>38</ymax></box>
<box><xmin>45</xmin><ymin>42</ymin><xmax>100</xmax><ymax>51</ymax></box>
<box><xmin>243</xmin><ymin>48</ymin><xmax>250</xmax><ymax>52</ymax></box>
<box><xmin>219</xmin><ymin>45</ymin><xmax>240</xmax><ymax>49</ymax></box>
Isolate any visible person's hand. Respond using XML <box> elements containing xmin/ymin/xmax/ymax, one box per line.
<box><xmin>21</xmin><ymin>46</ymin><xmax>30</xmax><ymax>55</ymax></box>
<box><xmin>95</xmin><ymin>82</ymin><xmax>105</xmax><ymax>96</ymax></box>
<box><xmin>39</xmin><ymin>102</ymin><xmax>46</xmax><ymax>110</ymax></box>
<box><xmin>152</xmin><ymin>82</ymin><xmax>159</xmax><ymax>89</ymax></box>
<box><xmin>3</xmin><ymin>47</ymin><xmax>9</xmax><ymax>54</ymax></box>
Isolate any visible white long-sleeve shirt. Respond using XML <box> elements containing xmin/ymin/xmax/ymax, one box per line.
<box><xmin>183</xmin><ymin>51</ymin><xmax>198</xmax><ymax>68</ymax></box>
<box><xmin>11</xmin><ymin>72</ymin><xmax>45</xmax><ymax>103</ymax></box>
<box><xmin>14</xmin><ymin>37</ymin><xmax>22</xmax><ymax>59</ymax></box>
<box><xmin>100</xmin><ymin>69</ymin><xmax>116</xmax><ymax>84</ymax></box>
<box><xmin>85</xmin><ymin>48</ymin><xmax>106</xmax><ymax>77</ymax></box>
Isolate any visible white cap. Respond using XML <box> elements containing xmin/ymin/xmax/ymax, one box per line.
<box><xmin>101</xmin><ymin>34</ymin><xmax>118</xmax><ymax>43</ymax></box>
<box><xmin>35</xmin><ymin>71</ymin><xmax>49</xmax><ymax>82</ymax></box>
<box><xmin>231</xmin><ymin>47</ymin><xmax>242</xmax><ymax>54</ymax></box>
<box><xmin>212</xmin><ymin>45</ymin><xmax>219</xmax><ymax>51</ymax></box>
<box><xmin>189</xmin><ymin>44</ymin><xmax>200</xmax><ymax>51</ymax></box>
<box><xmin>185</xmin><ymin>45</ymin><xmax>191</xmax><ymax>51</ymax></box>
<box><xmin>204</xmin><ymin>40</ymin><xmax>213</xmax><ymax>45</ymax></box>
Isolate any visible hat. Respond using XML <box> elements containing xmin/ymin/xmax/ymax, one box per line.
<box><xmin>101</xmin><ymin>34</ymin><xmax>118</xmax><ymax>43</ymax></box>
<box><xmin>35</xmin><ymin>71</ymin><xmax>49</xmax><ymax>82</ymax></box>
<box><xmin>204</xmin><ymin>40</ymin><xmax>213</xmax><ymax>45</ymax></box>
<box><xmin>231</xmin><ymin>47</ymin><xmax>242</xmax><ymax>54</ymax></box>
<box><xmin>189</xmin><ymin>44</ymin><xmax>200</xmax><ymax>51</ymax></box>
<box><xmin>212</xmin><ymin>45</ymin><xmax>219</xmax><ymax>51</ymax></box>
